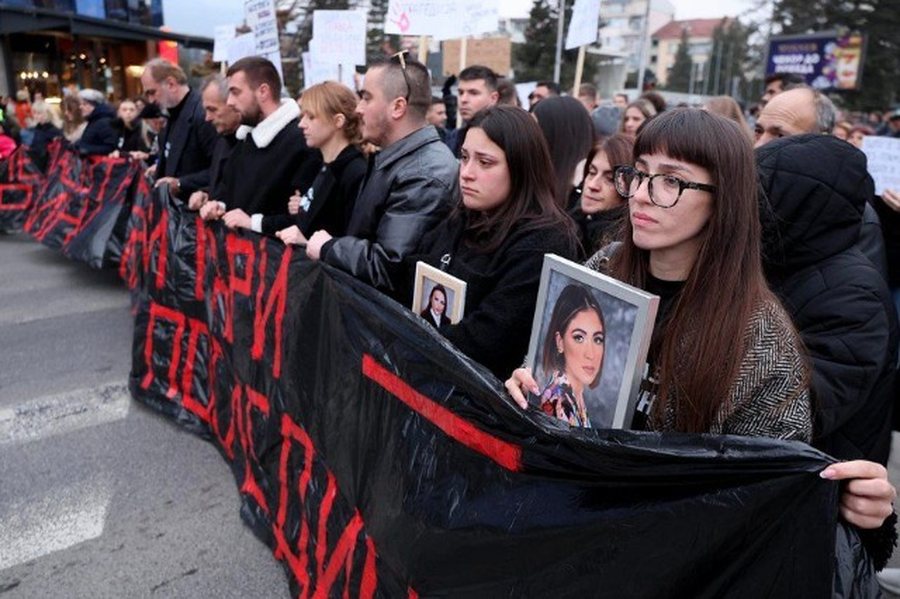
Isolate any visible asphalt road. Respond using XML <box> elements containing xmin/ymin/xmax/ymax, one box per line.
<box><xmin>0</xmin><ymin>233</ymin><xmax>288</xmax><ymax>598</ymax></box>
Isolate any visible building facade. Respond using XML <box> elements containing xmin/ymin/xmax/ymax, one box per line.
<box><xmin>651</xmin><ymin>18</ymin><xmax>729</xmax><ymax>88</ymax></box>
<box><xmin>595</xmin><ymin>0</ymin><xmax>674</xmax><ymax>90</ymax></box>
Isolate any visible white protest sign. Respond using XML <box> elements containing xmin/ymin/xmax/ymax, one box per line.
<box><xmin>515</xmin><ymin>81</ymin><xmax>537</xmax><ymax>108</ymax></box>
<box><xmin>385</xmin><ymin>0</ymin><xmax>498</xmax><ymax>40</ymax></box>
<box><xmin>312</xmin><ymin>10</ymin><xmax>367</xmax><ymax>66</ymax></box>
<box><xmin>244</xmin><ymin>0</ymin><xmax>283</xmax><ymax>79</ymax></box>
<box><xmin>303</xmin><ymin>49</ymin><xmax>357</xmax><ymax>89</ymax></box>
<box><xmin>565</xmin><ymin>0</ymin><xmax>601</xmax><ymax>50</ymax></box>
<box><xmin>227</xmin><ymin>33</ymin><xmax>257</xmax><ymax>65</ymax></box>
<box><xmin>862</xmin><ymin>136</ymin><xmax>900</xmax><ymax>196</ymax></box>
<box><xmin>213</xmin><ymin>25</ymin><xmax>236</xmax><ymax>62</ymax></box>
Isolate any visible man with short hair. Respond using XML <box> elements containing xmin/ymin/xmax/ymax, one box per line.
<box><xmin>426</xmin><ymin>96</ymin><xmax>447</xmax><ymax>129</ymax></box>
<box><xmin>304</xmin><ymin>55</ymin><xmax>458</xmax><ymax>292</ymax></box>
<box><xmin>759</xmin><ymin>72</ymin><xmax>806</xmax><ymax>107</ymax></box>
<box><xmin>613</xmin><ymin>93</ymin><xmax>629</xmax><ymax>109</ymax></box>
<box><xmin>528</xmin><ymin>81</ymin><xmax>560</xmax><ymax>109</ymax></box>
<box><xmin>444</xmin><ymin>65</ymin><xmax>499</xmax><ymax>156</ymax></box>
<box><xmin>753</xmin><ymin>86</ymin><xmax>835</xmax><ymax>147</ymax></box>
<box><xmin>141</xmin><ymin>58</ymin><xmax>217</xmax><ymax>197</ymax></box>
<box><xmin>187</xmin><ymin>74</ymin><xmax>242</xmax><ymax>211</ymax></box>
<box><xmin>199</xmin><ymin>56</ymin><xmax>320</xmax><ymax>232</ymax></box>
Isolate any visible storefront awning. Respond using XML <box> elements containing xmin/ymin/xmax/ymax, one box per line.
<box><xmin>0</xmin><ymin>5</ymin><xmax>213</xmax><ymax>49</ymax></box>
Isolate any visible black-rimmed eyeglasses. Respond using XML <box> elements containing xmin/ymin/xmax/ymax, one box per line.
<box><xmin>613</xmin><ymin>165</ymin><xmax>717</xmax><ymax>208</ymax></box>
<box><xmin>391</xmin><ymin>50</ymin><xmax>411</xmax><ymax>103</ymax></box>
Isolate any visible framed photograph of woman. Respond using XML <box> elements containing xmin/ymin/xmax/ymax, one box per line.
<box><xmin>412</xmin><ymin>262</ymin><xmax>467</xmax><ymax>329</ymax></box>
<box><xmin>525</xmin><ymin>255</ymin><xmax>659</xmax><ymax>429</ymax></box>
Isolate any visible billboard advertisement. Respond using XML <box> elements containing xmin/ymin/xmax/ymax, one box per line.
<box><xmin>766</xmin><ymin>32</ymin><xmax>865</xmax><ymax>91</ymax></box>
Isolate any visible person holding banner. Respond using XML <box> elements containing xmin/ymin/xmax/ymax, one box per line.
<box><xmin>201</xmin><ymin>57</ymin><xmax>320</xmax><ymax>231</ymax></box>
<box><xmin>73</xmin><ymin>89</ymin><xmax>118</xmax><ymax>156</ymax></box>
<box><xmin>141</xmin><ymin>58</ymin><xmax>217</xmax><ymax>198</ymax></box>
<box><xmin>303</xmin><ymin>53</ymin><xmax>458</xmax><ymax>292</ymax></box>
<box><xmin>270</xmin><ymin>81</ymin><xmax>366</xmax><ymax>242</ymax></box>
<box><xmin>404</xmin><ymin>105</ymin><xmax>580</xmax><ymax>379</ymax></box>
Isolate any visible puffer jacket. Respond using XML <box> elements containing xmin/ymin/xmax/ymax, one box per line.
<box><xmin>76</xmin><ymin>103</ymin><xmax>117</xmax><ymax>156</ymax></box>
<box><xmin>756</xmin><ymin>134</ymin><xmax>898</xmax><ymax>465</ymax></box>
<box><xmin>321</xmin><ymin>126</ymin><xmax>458</xmax><ymax>292</ymax></box>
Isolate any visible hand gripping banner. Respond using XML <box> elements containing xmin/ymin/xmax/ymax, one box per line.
<box><xmin>129</xmin><ymin>189</ymin><xmax>845</xmax><ymax>598</ymax></box>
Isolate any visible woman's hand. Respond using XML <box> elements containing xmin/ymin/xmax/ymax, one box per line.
<box><xmin>287</xmin><ymin>189</ymin><xmax>302</xmax><ymax>215</ymax></box>
<box><xmin>504</xmin><ymin>368</ymin><xmax>539</xmax><ymax>409</ymax></box>
<box><xmin>821</xmin><ymin>460</ymin><xmax>897</xmax><ymax>529</ymax></box>
<box><xmin>276</xmin><ymin>225</ymin><xmax>307</xmax><ymax>246</ymax></box>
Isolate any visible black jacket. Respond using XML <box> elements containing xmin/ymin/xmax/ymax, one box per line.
<box><xmin>757</xmin><ymin>134</ymin><xmax>899</xmax><ymax>464</ymax></box>
<box><xmin>156</xmin><ymin>88</ymin><xmax>217</xmax><ymax>196</ymax></box>
<box><xmin>261</xmin><ymin>144</ymin><xmax>366</xmax><ymax>238</ymax></box>
<box><xmin>26</xmin><ymin>122</ymin><xmax>62</xmax><ymax>172</ymax></box>
<box><xmin>220</xmin><ymin>101</ymin><xmax>321</xmax><ymax>218</ymax></box>
<box><xmin>206</xmin><ymin>133</ymin><xmax>238</xmax><ymax>201</ymax></box>
<box><xmin>570</xmin><ymin>203</ymin><xmax>626</xmax><ymax>258</ymax></box>
<box><xmin>873</xmin><ymin>195</ymin><xmax>900</xmax><ymax>288</ymax></box>
<box><xmin>321</xmin><ymin>126</ymin><xmax>458</xmax><ymax>292</ymax></box>
<box><xmin>76</xmin><ymin>104</ymin><xmax>117</xmax><ymax>156</ymax></box>
<box><xmin>404</xmin><ymin>212</ymin><xmax>580</xmax><ymax>380</ymax></box>
<box><xmin>111</xmin><ymin>118</ymin><xmax>149</xmax><ymax>153</ymax></box>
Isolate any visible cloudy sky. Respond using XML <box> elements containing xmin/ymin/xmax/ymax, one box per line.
<box><xmin>165</xmin><ymin>0</ymin><xmax>757</xmax><ymax>39</ymax></box>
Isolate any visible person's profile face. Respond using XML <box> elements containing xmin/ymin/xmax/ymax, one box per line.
<box><xmin>227</xmin><ymin>71</ymin><xmax>262</xmax><ymax>127</ymax></box>
<box><xmin>459</xmin><ymin>127</ymin><xmax>511</xmax><ymax>213</ymax></box>
<box><xmin>760</xmin><ymin>80</ymin><xmax>783</xmax><ymax>105</ymax></box>
<box><xmin>300</xmin><ymin>109</ymin><xmax>341</xmax><ymax>150</ymax></box>
<box><xmin>429</xmin><ymin>288</ymin><xmax>446</xmax><ymax>315</ymax></box>
<box><xmin>556</xmin><ymin>308</ymin><xmax>604</xmax><ymax>388</ymax></box>
<box><xmin>581</xmin><ymin>150</ymin><xmax>623</xmax><ymax>214</ymax></box>
<box><xmin>849</xmin><ymin>130</ymin><xmax>866</xmax><ymax>148</ymax></box>
<box><xmin>426</xmin><ymin>102</ymin><xmax>447</xmax><ymax>128</ymax></box>
<box><xmin>356</xmin><ymin>67</ymin><xmax>391</xmax><ymax>146</ymax></box>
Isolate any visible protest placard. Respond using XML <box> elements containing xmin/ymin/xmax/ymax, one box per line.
<box><xmin>312</xmin><ymin>10</ymin><xmax>367</xmax><ymax>67</ymax></box>
<box><xmin>565</xmin><ymin>0</ymin><xmax>601</xmax><ymax>50</ymax></box>
<box><xmin>385</xmin><ymin>0</ymin><xmax>498</xmax><ymax>40</ymax></box>
<box><xmin>442</xmin><ymin>38</ymin><xmax>511</xmax><ymax>76</ymax></box>
<box><xmin>862</xmin><ymin>136</ymin><xmax>900</xmax><ymax>196</ymax></box>
<box><xmin>244</xmin><ymin>0</ymin><xmax>283</xmax><ymax>78</ymax></box>
<box><xmin>226</xmin><ymin>33</ymin><xmax>256</xmax><ymax>66</ymax></box>
<box><xmin>213</xmin><ymin>25</ymin><xmax>236</xmax><ymax>62</ymax></box>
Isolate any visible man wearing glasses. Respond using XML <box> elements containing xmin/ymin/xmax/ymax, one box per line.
<box><xmin>304</xmin><ymin>53</ymin><xmax>458</xmax><ymax>293</ymax></box>
<box><xmin>140</xmin><ymin>58</ymin><xmax>217</xmax><ymax>199</ymax></box>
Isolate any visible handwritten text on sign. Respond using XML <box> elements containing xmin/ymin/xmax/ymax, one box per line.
<box><xmin>311</xmin><ymin>10</ymin><xmax>367</xmax><ymax>67</ymax></box>
<box><xmin>385</xmin><ymin>0</ymin><xmax>498</xmax><ymax>40</ymax></box>
<box><xmin>862</xmin><ymin>136</ymin><xmax>900</xmax><ymax>196</ymax></box>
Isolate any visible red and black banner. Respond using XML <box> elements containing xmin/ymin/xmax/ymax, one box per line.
<box><xmin>0</xmin><ymin>145</ymin><xmax>44</xmax><ymax>233</ymax></box>
<box><xmin>128</xmin><ymin>188</ymin><xmax>844</xmax><ymax>597</ymax></box>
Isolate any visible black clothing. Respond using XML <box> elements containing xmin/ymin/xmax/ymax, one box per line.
<box><xmin>26</xmin><ymin>122</ymin><xmax>62</xmax><ymax>172</ymax></box>
<box><xmin>111</xmin><ymin>118</ymin><xmax>149</xmax><ymax>153</ymax></box>
<box><xmin>220</xmin><ymin>102</ymin><xmax>320</xmax><ymax>218</ymax></box>
<box><xmin>321</xmin><ymin>126</ymin><xmax>458</xmax><ymax>292</ymax></box>
<box><xmin>756</xmin><ymin>134</ymin><xmax>899</xmax><ymax>464</ymax></box>
<box><xmin>206</xmin><ymin>133</ymin><xmax>238</xmax><ymax>201</ymax></box>
<box><xmin>420</xmin><ymin>307</ymin><xmax>451</xmax><ymax>329</ymax></box>
<box><xmin>155</xmin><ymin>88</ymin><xmax>217</xmax><ymax>196</ymax></box>
<box><xmin>404</xmin><ymin>211</ymin><xmax>580</xmax><ymax>379</ymax></box>
<box><xmin>261</xmin><ymin>144</ymin><xmax>365</xmax><ymax>238</ymax></box>
<box><xmin>569</xmin><ymin>203</ymin><xmax>626</xmax><ymax>258</ymax></box>
<box><xmin>76</xmin><ymin>103</ymin><xmax>117</xmax><ymax>156</ymax></box>
<box><xmin>873</xmin><ymin>196</ymin><xmax>900</xmax><ymax>288</ymax></box>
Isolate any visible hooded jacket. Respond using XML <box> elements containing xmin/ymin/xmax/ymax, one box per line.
<box><xmin>756</xmin><ymin>134</ymin><xmax>898</xmax><ymax>464</ymax></box>
<box><xmin>75</xmin><ymin>103</ymin><xmax>117</xmax><ymax>156</ymax></box>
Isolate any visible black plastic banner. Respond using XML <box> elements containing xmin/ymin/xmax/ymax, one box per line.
<box><xmin>128</xmin><ymin>188</ymin><xmax>842</xmax><ymax>598</ymax></box>
<box><xmin>0</xmin><ymin>145</ymin><xmax>44</xmax><ymax>232</ymax></box>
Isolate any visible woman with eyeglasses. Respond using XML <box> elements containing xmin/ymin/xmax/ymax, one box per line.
<box><xmin>507</xmin><ymin>107</ymin><xmax>811</xmax><ymax>440</ymax></box>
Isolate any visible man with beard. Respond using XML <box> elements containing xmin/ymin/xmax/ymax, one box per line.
<box><xmin>187</xmin><ymin>74</ymin><xmax>242</xmax><ymax>212</ymax></box>
<box><xmin>200</xmin><ymin>56</ymin><xmax>320</xmax><ymax>231</ymax></box>
<box><xmin>140</xmin><ymin>58</ymin><xmax>217</xmax><ymax>198</ymax></box>
<box><xmin>303</xmin><ymin>54</ymin><xmax>458</xmax><ymax>292</ymax></box>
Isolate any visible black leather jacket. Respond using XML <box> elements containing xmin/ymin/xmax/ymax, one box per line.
<box><xmin>321</xmin><ymin>126</ymin><xmax>458</xmax><ymax>292</ymax></box>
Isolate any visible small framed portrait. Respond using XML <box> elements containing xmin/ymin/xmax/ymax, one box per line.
<box><xmin>412</xmin><ymin>262</ymin><xmax>467</xmax><ymax>330</ymax></box>
<box><xmin>525</xmin><ymin>255</ymin><xmax>658</xmax><ymax>429</ymax></box>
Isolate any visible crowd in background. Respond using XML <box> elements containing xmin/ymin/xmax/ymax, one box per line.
<box><xmin>5</xmin><ymin>53</ymin><xmax>900</xmax><ymax>590</ymax></box>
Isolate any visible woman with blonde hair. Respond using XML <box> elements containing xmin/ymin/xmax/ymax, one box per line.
<box><xmin>272</xmin><ymin>81</ymin><xmax>367</xmax><ymax>242</ymax></box>
<box><xmin>704</xmin><ymin>95</ymin><xmax>752</xmax><ymax>141</ymax></box>
<box><xmin>27</xmin><ymin>101</ymin><xmax>63</xmax><ymax>171</ymax></box>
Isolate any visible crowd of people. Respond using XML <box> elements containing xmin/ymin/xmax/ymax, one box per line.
<box><xmin>7</xmin><ymin>53</ymin><xmax>900</xmax><ymax>583</ymax></box>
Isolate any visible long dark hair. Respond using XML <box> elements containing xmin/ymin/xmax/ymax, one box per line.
<box><xmin>459</xmin><ymin>106</ymin><xmax>579</xmax><ymax>254</ymax></box>
<box><xmin>609</xmin><ymin>107</ymin><xmax>804</xmax><ymax>433</ymax></box>
<box><xmin>533</xmin><ymin>96</ymin><xmax>596</xmax><ymax>208</ymax></box>
<box><xmin>581</xmin><ymin>133</ymin><xmax>634</xmax><ymax>189</ymax></box>
<box><xmin>540</xmin><ymin>284</ymin><xmax>605</xmax><ymax>389</ymax></box>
